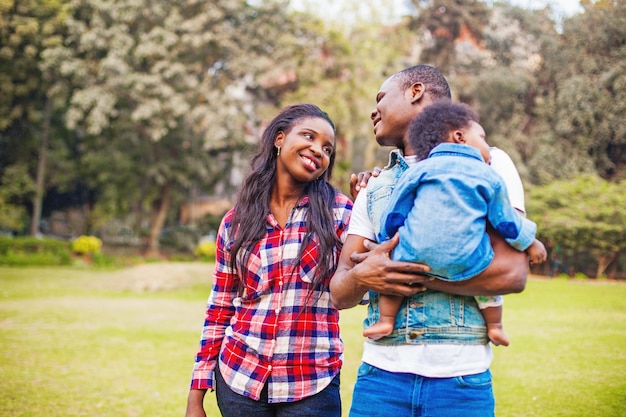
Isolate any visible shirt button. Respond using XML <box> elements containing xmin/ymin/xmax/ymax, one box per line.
<box><xmin>268</xmin><ymin>365</ymin><xmax>272</xmax><ymax>371</ymax></box>
<box><xmin>279</xmin><ymin>281</ymin><xmax>283</xmax><ymax>286</ymax></box>
<box><xmin>275</xmin><ymin>308</ymin><xmax>280</xmax><ymax>314</ymax></box>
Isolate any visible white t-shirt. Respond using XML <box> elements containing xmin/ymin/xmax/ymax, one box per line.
<box><xmin>349</xmin><ymin>147</ymin><xmax>525</xmax><ymax>377</ymax></box>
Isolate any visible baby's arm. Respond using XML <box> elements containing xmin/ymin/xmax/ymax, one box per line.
<box><xmin>527</xmin><ymin>239</ymin><xmax>547</xmax><ymax>265</ymax></box>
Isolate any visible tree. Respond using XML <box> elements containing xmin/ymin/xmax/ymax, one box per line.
<box><xmin>0</xmin><ymin>0</ymin><xmax>70</xmax><ymax>235</ymax></box>
<box><xmin>409</xmin><ymin>0</ymin><xmax>490</xmax><ymax>74</ymax></box>
<box><xmin>278</xmin><ymin>20</ymin><xmax>418</xmax><ymax>191</ymax></box>
<box><xmin>550</xmin><ymin>0</ymin><xmax>626</xmax><ymax>180</ymax></box>
<box><xmin>49</xmin><ymin>0</ymin><xmax>322</xmax><ymax>255</ymax></box>
<box><xmin>473</xmin><ymin>5</ymin><xmax>571</xmax><ymax>184</ymax></box>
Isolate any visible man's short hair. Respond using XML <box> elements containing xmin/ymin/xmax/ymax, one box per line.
<box><xmin>393</xmin><ymin>65</ymin><xmax>451</xmax><ymax>101</ymax></box>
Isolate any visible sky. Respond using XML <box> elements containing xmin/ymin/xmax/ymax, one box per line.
<box><xmin>510</xmin><ymin>0</ymin><xmax>583</xmax><ymax>16</ymax></box>
<box><xmin>290</xmin><ymin>0</ymin><xmax>585</xmax><ymax>25</ymax></box>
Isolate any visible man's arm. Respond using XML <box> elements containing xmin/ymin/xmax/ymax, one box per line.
<box><xmin>424</xmin><ymin>229</ymin><xmax>528</xmax><ymax>296</ymax></box>
<box><xmin>349</xmin><ymin>229</ymin><xmax>528</xmax><ymax>298</ymax></box>
<box><xmin>330</xmin><ymin>233</ymin><xmax>431</xmax><ymax>310</ymax></box>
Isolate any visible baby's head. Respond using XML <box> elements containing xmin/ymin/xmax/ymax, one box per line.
<box><xmin>408</xmin><ymin>101</ymin><xmax>490</xmax><ymax>163</ymax></box>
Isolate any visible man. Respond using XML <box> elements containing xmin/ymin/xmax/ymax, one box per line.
<box><xmin>331</xmin><ymin>65</ymin><xmax>528</xmax><ymax>417</ymax></box>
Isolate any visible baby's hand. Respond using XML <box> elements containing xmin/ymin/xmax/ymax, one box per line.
<box><xmin>527</xmin><ymin>239</ymin><xmax>547</xmax><ymax>265</ymax></box>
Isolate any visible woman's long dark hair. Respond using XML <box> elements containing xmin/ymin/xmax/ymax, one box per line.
<box><xmin>230</xmin><ymin>104</ymin><xmax>342</xmax><ymax>298</ymax></box>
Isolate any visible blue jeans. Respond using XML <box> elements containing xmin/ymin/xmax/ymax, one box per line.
<box><xmin>349</xmin><ymin>363</ymin><xmax>495</xmax><ymax>417</ymax></box>
<box><xmin>215</xmin><ymin>365</ymin><xmax>341</xmax><ymax>417</ymax></box>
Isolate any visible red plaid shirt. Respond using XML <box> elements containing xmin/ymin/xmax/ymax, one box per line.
<box><xmin>190</xmin><ymin>193</ymin><xmax>352</xmax><ymax>403</ymax></box>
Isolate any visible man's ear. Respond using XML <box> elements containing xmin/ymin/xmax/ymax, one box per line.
<box><xmin>452</xmin><ymin>129</ymin><xmax>465</xmax><ymax>144</ymax></box>
<box><xmin>409</xmin><ymin>82</ymin><xmax>425</xmax><ymax>104</ymax></box>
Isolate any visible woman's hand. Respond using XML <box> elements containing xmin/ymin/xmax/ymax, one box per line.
<box><xmin>349</xmin><ymin>167</ymin><xmax>381</xmax><ymax>200</ymax></box>
<box><xmin>185</xmin><ymin>389</ymin><xmax>208</xmax><ymax>417</ymax></box>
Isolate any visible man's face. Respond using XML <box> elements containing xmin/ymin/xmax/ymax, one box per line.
<box><xmin>370</xmin><ymin>76</ymin><xmax>418</xmax><ymax>149</ymax></box>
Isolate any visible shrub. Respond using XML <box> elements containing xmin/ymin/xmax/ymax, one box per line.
<box><xmin>71</xmin><ymin>235</ymin><xmax>103</xmax><ymax>255</ymax></box>
<box><xmin>0</xmin><ymin>236</ymin><xmax>72</xmax><ymax>266</ymax></box>
<box><xmin>90</xmin><ymin>252</ymin><xmax>116</xmax><ymax>267</ymax></box>
<box><xmin>159</xmin><ymin>226</ymin><xmax>203</xmax><ymax>253</ymax></box>
<box><xmin>194</xmin><ymin>241</ymin><xmax>216</xmax><ymax>262</ymax></box>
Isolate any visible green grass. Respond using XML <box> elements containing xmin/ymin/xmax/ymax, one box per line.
<box><xmin>1</xmin><ymin>266</ymin><xmax>625</xmax><ymax>417</ymax></box>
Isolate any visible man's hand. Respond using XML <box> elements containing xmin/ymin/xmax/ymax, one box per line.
<box><xmin>349</xmin><ymin>167</ymin><xmax>381</xmax><ymax>200</ymax></box>
<box><xmin>348</xmin><ymin>234</ymin><xmax>432</xmax><ymax>296</ymax></box>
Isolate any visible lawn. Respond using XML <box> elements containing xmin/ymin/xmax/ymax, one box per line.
<box><xmin>1</xmin><ymin>264</ymin><xmax>625</xmax><ymax>417</ymax></box>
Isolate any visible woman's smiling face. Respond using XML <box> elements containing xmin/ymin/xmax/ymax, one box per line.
<box><xmin>275</xmin><ymin>117</ymin><xmax>335</xmax><ymax>183</ymax></box>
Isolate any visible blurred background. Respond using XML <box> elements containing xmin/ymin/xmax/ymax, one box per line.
<box><xmin>1</xmin><ymin>0</ymin><xmax>624</xmax><ymax>278</ymax></box>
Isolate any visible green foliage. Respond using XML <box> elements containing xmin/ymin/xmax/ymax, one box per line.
<box><xmin>159</xmin><ymin>226</ymin><xmax>203</xmax><ymax>253</ymax></box>
<box><xmin>0</xmin><ymin>164</ymin><xmax>36</xmax><ymax>232</ymax></box>
<box><xmin>194</xmin><ymin>241</ymin><xmax>216</xmax><ymax>262</ymax></box>
<box><xmin>551</xmin><ymin>1</ymin><xmax>626</xmax><ymax>180</ymax></box>
<box><xmin>0</xmin><ymin>250</ymin><xmax>70</xmax><ymax>266</ymax></box>
<box><xmin>2</xmin><ymin>0</ymin><xmax>625</xmax><ymax>261</ymax></box>
<box><xmin>410</xmin><ymin>0</ymin><xmax>490</xmax><ymax>73</ymax></box>
<box><xmin>527</xmin><ymin>175</ymin><xmax>626</xmax><ymax>277</ymax></box>
<box><xmin>278</xmin><ymin>21</ymin><xmax>416</xmax><ymax>188</ymax></box>
<box><xmin>0</xmin><ymin>0</ymin><xmax>67</xmax><ymax>131</ymax></box>
<box><xmin>89</xmin><ymin>252</ymin><xmax>116</xmax><ymax>267</ymax></box>
<box><xmin>37</xmin><ymin>0</ymin><xmax>324</xmax><ymax>253</ymax></box>
<box><xmin>0</xmin><ymin>236</ymin><xmax>71</xmax><ymax>266</ymax></box>
<box><xmin>0</xmin><ymin>0</ymin><xmax>70</xmax><ymax>237</ymax></box>
<box><xmin>71</xmin><ymin>235</ymin><xmax>103</xmax><ymax>255</ymax></box>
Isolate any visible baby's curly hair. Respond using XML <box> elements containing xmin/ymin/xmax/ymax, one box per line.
<box><xmin>408</xmin><ymin>101</ymin><xmax>479</xmax><ymax>160</ymax></box>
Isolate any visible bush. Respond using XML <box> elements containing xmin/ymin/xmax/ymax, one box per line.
<box><xmin>0</xmin><ymin>236</ymin><xmax>72</xmax><ymax>266</ymax></box>
<box><xmin>71</xmin><ymin>236</ymin><xmax>103</xmax><ymax>255</ymax></box>
<box><xmin>90</xmin><ymin>252</ymin><xmax>116</xmax><ymax>267</ymax></box>
<box><xmin>194</xmin><ymin>241</ymin><xmax>216</xmax><ymax>262</ymax></box>
<box><xmin>159</xmin><ymin>226</ymin><xmax>203</xmax><ymax>253</ymax></box>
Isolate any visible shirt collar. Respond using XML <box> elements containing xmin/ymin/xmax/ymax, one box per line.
<box><xmin>428</xmin><ymin>143</ymin><xmax>484</xmax><ymax>162</ymax></box>
<box><xmin>386</xmin><ymin>149</ymin><xmax>412</xmax><ymax>170</ymax></box>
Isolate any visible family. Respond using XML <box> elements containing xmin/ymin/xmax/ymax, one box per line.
<box><xmin>184</xmin><ymin>64</ymin><xmax>547</xmax><ymax>417</ymax></box>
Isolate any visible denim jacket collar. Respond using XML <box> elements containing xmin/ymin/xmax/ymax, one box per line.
<box><xmin>428</xmin><ymin>143</ymin><xmax>483</xmax><ymax>162</ymax></box>
<box><xmin>385</xmin><ymin>149</ymin><xmax>412</xmax><ymax>171</ymax></box>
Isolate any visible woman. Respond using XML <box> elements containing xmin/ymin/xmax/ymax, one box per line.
<box><xmin>185</xmin><ymin>104</ymin><xmax>352</xmax><ymax>417</ymax></box>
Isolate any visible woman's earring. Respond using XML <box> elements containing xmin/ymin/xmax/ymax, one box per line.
<box><xmin>277</xmin><ymin>146</ymin><xmax>281</xmax><ymax>156</ymax></box>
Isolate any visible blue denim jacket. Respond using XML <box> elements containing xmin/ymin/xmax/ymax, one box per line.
<box><xmin>378</xmin><ymin>143</ymin><xmax>536</xmax><ymax>281</ymax></box>
<box><xmin>365</xmin><ymin>149</ymin><xmax>488</xmax><ymax>345</ymax></box>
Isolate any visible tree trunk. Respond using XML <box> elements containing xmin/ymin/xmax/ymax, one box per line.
<box><xmin>596</xmin><ymin>253</ymin><xmax>618</xmax><ymax>278</ymax></box>
<box><xmin>145</xmin><ymin>181</ymin><xmax>171</xmax><ymax>258</ymax></box>
<box><xmin>606</xmin><ymin>252</ymin><xmax>620</xmax><ymax>279</ymax></box>
<box><xmin>30</xmin><ymin>95</ymin><xmax>52</xmax><ymax>236</ymax></box>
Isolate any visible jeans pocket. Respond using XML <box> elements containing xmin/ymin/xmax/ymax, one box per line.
<box><xmin>456</xmin><ymin>369</ymin><xmax>493</xmax><ymax>389</ymax></box>
<box><xmin>356</xmin><ymin>362</ymin><xmax>378</xmax><ymax>378</ymax></box>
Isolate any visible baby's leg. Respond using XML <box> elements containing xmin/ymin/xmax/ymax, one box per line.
<box><xmin>480</xmin><ymin>305</ymin><xmax>509</xmax><ymax>347</ymax></box>
<box><xmin>363</xmin><ymin>294</ymin><xmax>404</xmax><ymax>340</ymax></box>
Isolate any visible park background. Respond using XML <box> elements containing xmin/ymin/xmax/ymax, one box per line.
<box><xmin>1</xmin><ymin>0</ymin><xmax>625</xmax><ymax>278</ymax></box>
<box><xmin>1</xmin><ymin>0</ymin><xmax>625</xmax><ymax>415</ymax></box>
